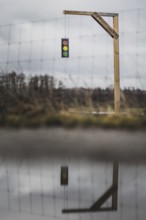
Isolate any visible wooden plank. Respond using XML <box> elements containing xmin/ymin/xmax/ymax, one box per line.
<box><xmin>62</xmin><ymin>208</ymin><xmax>90</xmax><ymax>213</ymax></box>
<box><xmin>98</xmin><ymin>207</ymin><xmax>117</xmax><ymax>211</ymax></box>
<box><xmin>113</xmin><ymin>15</ymin><xmax>120</xmax><ymax>113</ymax></box>
<box><xmin>98</xmin><ymin>12</ymin><xmax>118</xmax><ymax>17</ymax></box>
<box><xmin>92</xmin><ymin>13</ymin><xmax>118</xmax><ymax>39</ymax></box>
<box><xmin>112</xmin><ymin>161</ymin><xmax>119</xmax><ymax>209</ymax></box>
<box><xmin>63</xmin><ymin>10</ymin><xmax>93</xmax><ymax>16</ymax></box>
<box><xmin>62</xmin><ymin>207</ymin><xmax>116</xmax><ymax>213</ymax></box>
<box><xmin>63</xmin><ymin>10</ymin><xmax>118</xmax><ymax>17</ymax></box>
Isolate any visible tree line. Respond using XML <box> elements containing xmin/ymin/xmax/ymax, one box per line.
<box><xmin>0</xmin><ymin>72</ymin><xmax>146</xmax><ymax>115</ymax></box>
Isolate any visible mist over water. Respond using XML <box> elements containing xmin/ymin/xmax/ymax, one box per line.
<box><xmin>0</xmin><ymin>128</ymin><xmax>146</xmax><ymax>163</ymax></box>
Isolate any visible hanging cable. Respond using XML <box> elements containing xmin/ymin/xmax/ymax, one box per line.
<box><xmin>28</xmin><ymin>22</ymin><xmax>33</xmax><ymax>73</ymax></box>
<box><xmin>6</xmin><ymin>24</ymin><xmax>12</xmax><ymax>73</ymax></box>
<box><xmin>134</xmin><ymin>164</ymin><xmax>139</xmax><ymax>220</ymax></box>
<box><xmin>5</xmin><ymin>160</ymin><xmax>11</xmax><ymax>212</ymax></box>
<box><xmin>119</xmin><ymin>164</ymin><xmax>124</xmax><ymax>220</ymax></box>
<box><xmin>16</xmin><ymin>160</ymin><xmax>22</xmax><ymax>213</ymax></box>
<box><xmin>17</xmin><ymin>23</ymin><xmax>22</xmax><ymax>73</ymax></box>
<box><xmin>40</xmin><ymin>20</ymin><xmax>45</xmax><ymax>73</ymax></box>
<box><xmin>39</xmin><ymin>160</ymin><xmax>45</xmax><ymax>216</ymax></box>
<box><xmin>51</xmin><ymin>160</ymin><xmax>57</xmax><ymax>218</ymax></box>
<box><xmin>64</xmin><ymin>14</ymin><xmax>67</xmax><ymax>38</ymax></box>
<box><xmin>27</xmin><ymin>159</ymin><xmax>33</xmax><ymax>214</ymax></box>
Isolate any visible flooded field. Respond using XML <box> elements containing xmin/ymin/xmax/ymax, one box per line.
<box><xmin>0</xmin><ymin>128</ymin><xmax>146</xmax><ymax>220</ymax></box>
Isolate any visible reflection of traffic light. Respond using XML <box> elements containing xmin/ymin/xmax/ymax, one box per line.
<box><xmin>60</xmin><ymin>166</ymin><xmax>68</xmax><ymax>186</ymax></box>
<box><xmin>61</xmin><ymin>38</ymin><xmax>69</xmax><ymax>58</ymax></box>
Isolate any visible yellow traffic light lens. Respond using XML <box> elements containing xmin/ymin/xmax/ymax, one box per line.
<box><xmin>63</xmin><ymin>46</ymin><xmax>68</xmax><ymax>51</ymax></box>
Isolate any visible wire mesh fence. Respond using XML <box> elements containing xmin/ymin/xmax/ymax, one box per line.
<box><xmin>0</xmin><ymin>9</ymin><xmax>146</xmax><ymax>87</ymax></box>
<box><xmin>0</xmin><ymin>9</ymin><xmax>146</xmax><ymax>113</ymax></box>
<box><xmin>0</xmin><ymin>8</ymin><xmax>146</xmax><ymax>220</ymax></box>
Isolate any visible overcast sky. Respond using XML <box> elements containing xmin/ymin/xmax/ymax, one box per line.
<box><xmin>0</xmin><ymin>0</ymin><xmax>144</xmax><ymax>23</ymax></box>
<box><xmin>0</xmin><ymin>0</ymin><xmax>146</xmax><ymax>89</ymax></box>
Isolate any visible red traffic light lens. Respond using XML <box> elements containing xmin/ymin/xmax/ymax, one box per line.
<box><xmin>62</xmin><ymin>40</ymin><xmax>68</xmax><ymax>46</ymax></box>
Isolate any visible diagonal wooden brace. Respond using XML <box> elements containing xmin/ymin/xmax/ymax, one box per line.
<box><xmin>90</xmin><ymin>185</ymin><xmax>117</xmax><ymax>211</ymax></box>
<box><xmin>92</xmin><ymin>12</ymin><xmax>119</xmax><ymax>39</ymax></box>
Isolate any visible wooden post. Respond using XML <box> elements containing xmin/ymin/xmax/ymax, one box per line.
<box><xmin>113</xmin><ymin>15</ymin><xmax>120</xmax><ymax>113</ymax></box>
<box><xmin>112</xmin><ymin>161</ymin><xmax>119</xmax><ymax>209</ymax></box>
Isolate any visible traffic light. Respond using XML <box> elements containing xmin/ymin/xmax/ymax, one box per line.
<box><xmin>60</xmin><ymin>166</ymin><xmax>68</xmax><ymax>186</ymax></box>
<box><xmin>61</xmin><ymin>38</ymin><xmax>69</xmax><ymax>58</ymax></box>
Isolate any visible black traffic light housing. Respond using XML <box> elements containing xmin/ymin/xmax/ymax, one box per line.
<box><xmin>61</xmin><ymin>38</ymin><xmax>69</xmax><ymax>58</ymax></box>
<box><xmin>60</xmin><ymin>166</ymin><xmax>68</xmax><ymax>186</ymax></box>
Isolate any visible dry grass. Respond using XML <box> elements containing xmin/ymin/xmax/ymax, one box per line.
<box><xmin>0</xmin><ymin>110</ymin><xmax>146</xmax><ymax>130</ymax></box>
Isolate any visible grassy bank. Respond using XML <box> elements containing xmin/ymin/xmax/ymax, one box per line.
<box><xmin>0</xmin><ymin>111</ymin><xmax>146</xmax><ymax>130</ymax></box>
<box><xmin>0</xmin><ymin>72</ymin><xmax>146</xmax><ymax>129</ymax></box>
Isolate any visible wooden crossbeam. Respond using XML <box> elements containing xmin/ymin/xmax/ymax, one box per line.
<box><xmin>62</xmin><ymin>207</ymin><xmax>116</xmax><ymax>213</ymax></box>
<box><xmin>63</xmin><ymin>208</ymin><xmax>90</xmax><ymax>213</ymax></box>
<box><xmin>63</xmin><ymin>10</ymin><xmax>118</xmax><ymax>17</ymax></box>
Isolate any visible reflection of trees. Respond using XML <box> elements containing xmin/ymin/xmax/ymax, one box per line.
<box><xmin>0</xmin><ymin>72</ymin><xmax>146</xmax><ymax>114</ymax></box>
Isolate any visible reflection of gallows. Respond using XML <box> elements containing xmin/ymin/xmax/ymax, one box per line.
<box><xmin>60</xmin><ymin>162</ymin><xmax>119</xmax><ymax>213</ymax></box>
<box><xmin>63</xmin><ymin>10</ymin><xmax>120</xmax><ymax>114</ymax></box>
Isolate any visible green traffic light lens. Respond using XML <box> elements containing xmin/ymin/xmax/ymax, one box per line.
<box><xmin>63</xmin><ymin>51</ymin><xmax>68</xmax><ymax>57</ymax></box>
